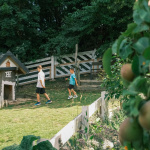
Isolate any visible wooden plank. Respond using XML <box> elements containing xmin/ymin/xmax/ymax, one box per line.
<box><xmin>80</xmin><ymin>80</ymin><xmax>102</xmax><ymax>83</ymax></box>
<box><xmin>56</xmin><ymin>60</ymin><xmax>93</xmax><ymax>67</ymax></box>
<box><xmin>61</xmin><ymin>56</ymin><xmax>74</xmax><ymax>63</ymax></box>
<box><xmin>82</xmin><ymin>106</ymin><xmax>89</xmax><ymax>134</ymax></box>
<box><xmin>88</xmin><ymin>97</ymin><xmax>101</xmax><ymax>117</ymax></box>
<box><xmin>80</xmin><ymin>63</ymin><xmax>91</xmax><ymax>70</ymax></box>
<box><xmin>77</xmin><ymin>55</ymin><xmax>89</xmax><ymax>61</ymax></box>
<box><xmin>1</xmin><ymin>96</ymin><xmax>4</xmax><ymax>108</ymax></box>
<box><xmin>49</xmin><ymin>96</ymin><xmax>101</xmax><ymax>149</ymax></box>
<box><xmin>60</xmin><ymin>50</ymin><xmax>94</xmax><ymax>59</ymax></box>
<box><xmin>49</xmin><ymin>113</ymin><xmax>82</xmax><ymax>149</ymax></box>
<box><xmin>51</xmin><ymin>56</ymin><xmax>55</xmax><ymax>80</ymax></box>
<box><xmin>77</xmin><ymin>61</ymin><xmax>80</xmax><ymax>85</ymax></box>
<box><xmin>55</xmin><ymin>69</ymin><xmax>91</xmax><ymax>78</ymax></box>
<box><xmin>25</xmin><ymin>50</ymin><xmax>94</xmax><ymax>66</ymax></box>
<box><xmin>25</xmin><ymin>57</ymin><xmax>51</xmax><ymax>65</ymax></box>
<box><xmin>60</xmin><ymin>66</ymin><xmax>70</xmax><ymax>74</ymax></box>
<box><xmin>55</xmin><ymin>69</ymin><xmax>66</xmax><ymax>77</ymax></box>
<box><xmin>54</xmin><ymin>71</ymin><xmax>90</xmax><ymax>78</ymax></box>
<box><xmin>74</xmin><ymin>50</ymin><xmax>93</xmax><ymax>56</ymax></box>
<box><xmin>19</xmin><ymin>50</ymin><xmax>98</xmax><ymax>85</ymax></box>
<box><xmin>19</xmin><ymin>71</ymin><xmax>50</xmax><ymax>81</ymax></box>
<box><xmin>29</xmin><ymin>66</ymin><xmax>51</xmax><ymax>73</ymax></box>
<box><xmin>101</xmin><ymin>91</ymin><xmax>108</xmax><ymax>120</ymax></box>
<box><xmin>26</xmin><ymin>61</ymin><xmax>51</xmax><ymax>69</ymax></box>
<box><xmin>81</xmin><ymin>97</ymin><xmax>101</xmax><ymax>135</ymax></box>
<box><xmin>75</xmin><ymin>44</ymin><xmax>78</xmax><ymax>80</ymax></box>
<box><xmin>19</xmin><ymin>77</ymin><xmax>50</xmax><ymax>86</ymax></box>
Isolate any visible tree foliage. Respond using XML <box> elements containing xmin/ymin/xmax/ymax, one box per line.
<box><xmin>103</xmin><ymin>0</ymin><xmax>150</xmax><ymax>149</ymax></box>
<box><xmin>0</xmin><ymin>0</ymin><xmax>134</xmax><ymax>62</ymax></box>
<box><xmin>2</xmin><ymin>135</ymin><xmax>56</xmax><ymax>150</ymax></box>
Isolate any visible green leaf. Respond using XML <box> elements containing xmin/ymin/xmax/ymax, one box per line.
<box><xmin>119</xmin><ymin>39</ymin><xmax>133</xmax><ymax>59</ymax></box>
<box><xmin>133</xmin><ymin>23</ymin><xmax>149</xmax><ymax>33</ymax></box>
<box><xmin>33</xmin><ymin>140</ymin><xmax>56</xmax><ymax>150</ymax></box>
<box><xmin>90</xmin><ymin>135</ymin><xmax>94</xmax><ymax>140</ymax></box>
<box><xmin>143</xmin><ymin>47</ymin><xmax>150</xmax><ymax>60</ymax></box>
<box><xmin>138</xmin><ymin>55</ymin><xmax>147</xmax><ymax>74</ymax></box>
<box><xmin>122</xmin><ymin>78</ymin><xmax>130</xmax><ymax>88</ymax></box>
<box><xmin>117</xmin><ymin>35</ymin><xmax>124</xmax><ymax>53</ymax></box>
<box><xmin>123</xmin><ymin>90</ymin><xmax>138</xmax><ymax>96</ymax></box>
<box><xmin>112</xmin><ymin>40</ymin><xmax>118</xmax><ymax>54</ymax></box>
<box><xmin>123</xmin><ymin>23</ymin><xmax>137</xmax><ymax>36</ymax></box>
<box><xmin>133</xmin><ymin>37</ymin><xmax>150</xmax><ymax>54</ymax></box>
<box><xmin>133</xmin><ymin>10</ymin><xmax>143</xmax><ymax>25</ymax></box>
<box><xmin>120</xmin><ymin>44</ymin><xmax>133</xmax><ymax>59</ymax></box>
<box><xmin>102</xmin><ymin>48</ymin><xmax>112</xmax><ymax>78</ymax></box>
<box><xmin>139</xmin><ymin>9</ymin><xmax>150</xmax><ymax>23</ymax></box>
<box><xmin>130</xmin><ymin>107</ymin><xmax>139</xmax><ymax>117</ymax></box>
<box><xmin>19</xmin><ymin>135</ymin><xmax>40</xmax><ymax>150</ymax></box>
<box><xmin>132</xmin><ymin>55</ymin><xmax>140</xmax><ymax>76</ymax></box>
<box><xmin>129</xmin><ymin>76</ymin><xmax>148</xmax><ymax>95</ymax></box>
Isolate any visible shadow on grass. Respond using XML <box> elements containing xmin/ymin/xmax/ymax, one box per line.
<box><xmin>3</xmin><ymin>79</ymin><xmax>101</xmax><ymax>110</ymax></box>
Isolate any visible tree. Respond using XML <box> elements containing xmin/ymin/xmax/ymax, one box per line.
<box><xmin>48</xmin><ymin>0</ymin><xmax>135</xmax><ymax>56</ymax></box>
<box><xmin>0</xmin><ymin>0</ymin><xmax>135</xmax><ymax>61</ymax></box>
<box><xmin>103</xmin><ymin>0</ymin><xmax>150</xmax><ymax>149</ymax></box>
<box><xmin>0</xmin><ymin>0</ymin><xmax>41</xmax><ymax>62</ymax></box>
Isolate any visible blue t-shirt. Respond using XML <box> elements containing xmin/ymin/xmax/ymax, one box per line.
<box><xmin>69</xmin><ymin>73</ymin><xmax>76</xmax><ymax>85</ymax></box>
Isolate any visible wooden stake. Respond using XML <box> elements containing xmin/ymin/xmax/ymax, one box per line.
<box><xmin>75</xmin><ymin>44</ymin><xmax>79</xmax><ymax>82</ymax></box>
<box><xmin>16</xmin><ymin>55</ymin><xmax>19</xmax><ymax>91</ymax></box>
<box><xmin>77</xmin><ymin>61</ymin><xmax>80</xmax><ymax>85</ymax></box>
<box><xmin>75</xmin><ymin>44</ymin><xmax>78</xmax><ymax>65</ymax></box>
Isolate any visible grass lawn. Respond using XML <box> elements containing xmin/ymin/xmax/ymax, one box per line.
<box><xmin>0</xmin><ymin>79</ymin><xmax>101</xmax><ymax>149</ymax></box>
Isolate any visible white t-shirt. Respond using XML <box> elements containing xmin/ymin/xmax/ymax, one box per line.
<box><xmin>36</xmin><ymin>70</ymin><xmax>45</xmax><ymax>88</ymax></box>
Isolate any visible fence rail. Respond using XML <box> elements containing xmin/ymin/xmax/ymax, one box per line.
<box><xmin>38</xmin><ymin>91</ymin><xmax>107</xmax><ymax>149</ymax></box>
<box><xmin>18</xmin><ymin>49</ymin><xmax>98</xmax><ymax>85</ymax></box>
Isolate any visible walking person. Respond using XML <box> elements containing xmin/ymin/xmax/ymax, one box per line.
<box><xmin>66</xmin><ymin>68</ymin><xmax>78</xmax><ymax>99</ymax></box>
<box><xmin>35</xmin><ymin>65</ymin><xmax>52</xmax><ymax>105</ymax></box>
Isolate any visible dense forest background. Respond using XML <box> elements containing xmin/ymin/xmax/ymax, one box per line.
<box><xmin>0</xmin><ymin>0</ymin><xmax>134</xmax><ymax>62</ymax></box>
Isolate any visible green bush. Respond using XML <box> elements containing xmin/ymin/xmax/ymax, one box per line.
<box><xmin>103</xmin><ymin>0</ymin><xmax>150</xmax><ymax>149</ymax></box>
<box><xmin>2</xmin><ymin>135</ymin><xmax>56</xmax><ymax>150</ymax></box>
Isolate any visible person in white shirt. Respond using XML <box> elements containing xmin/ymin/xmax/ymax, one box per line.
<box><xmin>35</xmin><ymin>65</ymin><xmax>52</xmax><ymax>105</ymax></box>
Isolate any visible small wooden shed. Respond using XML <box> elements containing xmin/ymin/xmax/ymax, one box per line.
<box><xmin>0</xmin><ymin>51</ymin><xmax>28</xmax><ymax>107</ymax></box>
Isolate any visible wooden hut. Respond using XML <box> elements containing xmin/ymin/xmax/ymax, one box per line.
<box><xmin>0</xmin><ymin>51</ymin><xmax>28</xmax><ymax>107</ymax></box>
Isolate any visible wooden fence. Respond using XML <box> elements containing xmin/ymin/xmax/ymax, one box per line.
<box><xmin>18</xmin><ymin>50</ymin><xmax>98</xmax><ymax>85</ymax></box>
<box><xmin>35</xmin><ymin>91</ymin><xmax>108</xmax><ymax>149</ymax></box>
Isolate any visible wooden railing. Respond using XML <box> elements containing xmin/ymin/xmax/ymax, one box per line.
<box><xmin>35</xmin><ymin>91</ymin><xmax>108</xmax><ymax>149</ymax></box>
<box><xmin>18</xmin><ymin>50</ymin><xmax>99</xmax><ymax>85</ymax></box>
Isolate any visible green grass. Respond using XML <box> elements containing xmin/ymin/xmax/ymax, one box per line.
<box><xmin>0</xmin><ymin>79</ymin><xmax>101</xmax><ymax>149</ymax></box>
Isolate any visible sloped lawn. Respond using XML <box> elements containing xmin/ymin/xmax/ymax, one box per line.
<box><xmin>0</xmin><ymin>79</ymin><xmax>101</xmax><ymax>149</ymax></box>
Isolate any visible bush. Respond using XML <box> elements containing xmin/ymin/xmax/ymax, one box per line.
<box><xmin>2</xmin><ymin>135</ymin><xmax>56</xmax><ymax>150</ymax></box>
<box><xmin>103</xmin><ymin>0</ymin><xmax>150</xmax><ymax>149</ymax></box>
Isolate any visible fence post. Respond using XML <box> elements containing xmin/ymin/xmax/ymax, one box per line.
<box><xmin>82</xmin><ymin>106</ymin><xmax>89</xmax><ymax>135</ymax></box>
<box><xmin>16</xmin><ymin>55</ymin><xmax>19</xmax><ymax>91</ymax></box>
<box><xmin>101</xmin><ymin>91</ymin><xmax>108</xmax><ymax>121</ymax></box>
<box><xmin>75</xmin><ymin>44</ymin><xmax>78</xmax><ymax>78</ymax></box>
<box><xmin>77</xmin><ymin>61</ymin><xmax>80</xmax><ymax>85</ymax></box>
<box><xmin>92</xmin><ymin>49</ymin><xmax>97</xmax><ymax>73</ymax></box>
<box><xmin>92</xmin><ymin>49</ymin><xmax>96</xmax><ymax>60</ymax></box>
<box><xmin>51</xmin><ymin>56</ymin><xmax>55</xmax><ymax>80</ymax></box>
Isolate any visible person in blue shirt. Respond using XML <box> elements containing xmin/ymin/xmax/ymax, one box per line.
<box><xmin>65</xmin><ymin>68</ymin><xmax>78</xmax><ymax>99</ymax></box>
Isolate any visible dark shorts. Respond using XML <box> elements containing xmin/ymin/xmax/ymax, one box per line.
<box><xmin>36</xmin><ymin>88</ymin><xmax>46</xmax><ymax>94</ymax></box>
<box><xmin>68</xmin><ymin>84</ymin><xmax>74</xmax><ymax>90</ymax></box>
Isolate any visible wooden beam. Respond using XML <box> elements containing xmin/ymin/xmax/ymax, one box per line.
<box><xmin>75</xmin><ymin>44</ymin><xmax>78</xmax><ymax>80</ymax></box>
<box><xmin>75</xmin><ymin>44</ymin><xmax>78</xmax><ymax>65</ymax></box>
